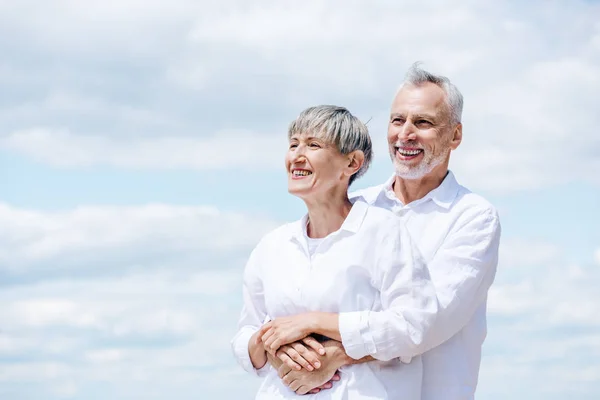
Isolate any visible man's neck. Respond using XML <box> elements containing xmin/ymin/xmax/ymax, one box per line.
<box><xmin>304</xmin><ymin>192</ymin><xmax>352</xmax><ymax>239</ymax></box>
<box><xmin>393</xmin><ymin>167</ymin><xmax>449</xmax><ymax>205</ymax></box>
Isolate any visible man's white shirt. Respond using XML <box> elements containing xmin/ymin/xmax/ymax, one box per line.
<box><xmin>350</xmin><ymin>171</ymin><xmax>501</xmax><ymax>400</ymax></box>
<box><xmin>231</xmin><ymin>199</ymin><xmax>438</xmax><ymax>399</ymax></box>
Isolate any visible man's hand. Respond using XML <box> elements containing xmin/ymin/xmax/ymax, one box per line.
<box><xmin>274</xmin><ymin>336</ymin><xmax>325</xmax><ymax>371</ymax></box>
<box><xmin>257</xmin><ymin>313</ymin><xmax>317</xmax><ymax>355</ymax></box>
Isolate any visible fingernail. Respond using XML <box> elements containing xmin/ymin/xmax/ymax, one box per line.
<box><xmin>295</xmin><ymin>365</ymin><xmax>301</xmax><ymax>370</ymax></box>
<box><xmin>307</xmin><ymin>366</ymin><xmax>313</xmax><ymax>371</ymax></box>
<box><xmin>319</xmin><ymin>349</ymin><xmax>325</xmax><ymax>355</ymax></box>
<box><xmin>315</xmin><ymin>361</ymin><xmax>321</xmax><ymax>369</ymax></box>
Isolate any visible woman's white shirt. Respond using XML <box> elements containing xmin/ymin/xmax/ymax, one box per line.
<box><xmin>231</xmin><ymin>199</ymin><xmax>437</xmax><ymax>399</ymax></box>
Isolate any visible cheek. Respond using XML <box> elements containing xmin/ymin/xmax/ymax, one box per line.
<box><xmin>387</xmin><ymin>128</ymin><xmax>397</xmax><ymax>144</ymax></box>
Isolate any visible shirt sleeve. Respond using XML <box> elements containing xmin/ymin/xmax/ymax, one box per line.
<box><xmin>339</xmin><ymin>219</ymin><xmax>438</xmax><ymax>361</ymax></box>
<box><xmin>339</xmin><ymin>207</ymin><xmax>501</xmax><ymax>360</ymax></box>
<box><xmin>230</xmin><ymin>245</ymin><xmax>271</xmax><ymax>377</ymax></box>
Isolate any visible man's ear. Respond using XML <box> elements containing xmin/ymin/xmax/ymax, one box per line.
<box><xmin>450</xmin><ymin>123</ymin><xmax>462</xmax><ymax>150</ymax></box>
<box><xmin>346</xmin><ymin>150</ymin><xmax>365</xmax><ymax>177</ymax></box>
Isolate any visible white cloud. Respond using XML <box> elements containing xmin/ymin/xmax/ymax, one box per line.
<box><xmin>1</xmin><ymin>202</ymin><xmax>598</xmax><ymax>399</ymax></box>
<box><xmin>0</xmin><ymin>201</ymin><xmax>279</xmax><ymax>279</ymax></box>
<box><xmin>0</xmin><ymin>202</ymin><xmax>274</xmax><ymax>399</ymax></box>
<box><xmin>479</xmin><ymin>243</ymin><xmax>600</xmax><ymax>399</ymax></box>
<box><xmin>0</xmin><ymin>128</ymin><xmax>286</xmax><ymax>170</ymax></box>
<box><xmin>1</xmin><ymin>1</ymin><xmax>598</xmax><ymax>192</ymax></box>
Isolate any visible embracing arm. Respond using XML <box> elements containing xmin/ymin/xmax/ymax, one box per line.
<box><xmin>260</xmin><ymin>221</ymin><xmax>437</xmax><ymax>362</ymax></box>
<box><xmin>338</xmin><ymin>207</ymin><xmax>501</xmax><ymax>360</ymax></box>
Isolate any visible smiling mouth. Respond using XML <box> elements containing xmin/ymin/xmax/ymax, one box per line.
<box><xmin>396</xmin><ymin>148</ymin><xmax>423</xmax><ymax>157</ymax></box>
<box><xmin>292</xmin><ymin>170</ymin><xmax>312</xmax><ymax>177</ymax></box>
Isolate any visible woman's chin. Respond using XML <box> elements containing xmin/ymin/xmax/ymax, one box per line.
<box><xmin>287</xmin><ymin>184</ymin><xmax>314</xmax><ymax>199</ymax></box>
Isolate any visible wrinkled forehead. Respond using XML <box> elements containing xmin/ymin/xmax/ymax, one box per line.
<box><xmin>391</xmin><ymin>83</ymin><xmax>450</xmax><ymax>116</ymax></box>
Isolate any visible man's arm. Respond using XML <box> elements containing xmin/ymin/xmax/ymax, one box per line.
<box><xmin>317</xmin><ymin>207</ymin><xmax>501</xmax><ymax>361</ymax></box>
<box><xmin>261</xmin><ymin>220</ymin><xmax>438</xmax><ymax>362</ymax></box>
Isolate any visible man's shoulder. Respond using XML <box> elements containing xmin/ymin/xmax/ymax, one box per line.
<box><xmin>453</xmin><ymin>184</ymin><xmax>499</xmax><ymax>220</ymax></box>
<box><xmin>349</xmin><ymin>183</ymin><xmax>386</xmax><ymax>204</ymax></box>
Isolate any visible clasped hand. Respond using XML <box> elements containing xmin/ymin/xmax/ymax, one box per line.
<box><xmin>256</xmin><ymin>313</ymin><xmax>321</xmax><ymax>358</ymax></box>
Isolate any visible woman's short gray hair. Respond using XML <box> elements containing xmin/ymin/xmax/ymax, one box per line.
<box><xmin>401</xmin><ymin>62</ymin><xmax>464</xmax><ymax>124</ymax></box>
<box><xmin>288</xmin><ymin>105</ymin><xmax>372</xmax><ymax>185</ymax></box>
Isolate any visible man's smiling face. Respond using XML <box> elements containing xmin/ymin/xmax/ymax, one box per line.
<box><xmin>387</xmin><ymin>82</ymin><xmax>461</xmax><ymax>180</ymax></box>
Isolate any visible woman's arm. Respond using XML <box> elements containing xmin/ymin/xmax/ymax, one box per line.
<box><xmin>230</xmin><ymin>247</ymin><xmax>271</xmax><ymax>376</ymax></box>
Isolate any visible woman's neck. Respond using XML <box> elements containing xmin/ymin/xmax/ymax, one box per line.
<box><xmin>304</xmin><ymin>193</ymin><xmax>353</xmax><ymax>239</ymax></box>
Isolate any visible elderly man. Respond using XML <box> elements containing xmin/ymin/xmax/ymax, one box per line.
<box><xmin>269</xmin><ymin>63</ymin><xmax>501</xmax><ymax>399</ymax></box>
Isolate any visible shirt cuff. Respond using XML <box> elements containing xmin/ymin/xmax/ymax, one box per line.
<box><xmin>338</xmin><ymin>310</ymin><xmax>376</xmax><ymax>360</ymax></box>
<box><xmin>231</xmin><ymin>326</ymin><xmax>271</xmax><ymax>377</ymax></box>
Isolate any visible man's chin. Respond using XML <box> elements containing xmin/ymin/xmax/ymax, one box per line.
<box><xmin>393</xmin><ymin>165</ymin><xmax>428</xmax><ymax>180</ymax></box>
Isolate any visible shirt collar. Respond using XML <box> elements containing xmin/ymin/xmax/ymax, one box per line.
<box><xmin>290</xmin><ymin>199</ymin><xmax>370</xmax><ymax>242</ymax></box>
<box><xmin>378</xmin><ymin>170</ymin><xmax>460</xmax><ymax>209</ymax></box>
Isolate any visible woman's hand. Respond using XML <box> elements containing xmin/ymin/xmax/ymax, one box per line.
<box><xmin>248</xmin><ymin>330</ymin><xmax>268</xmax><ymax>370</ymax></box>
<box><xmin>274</xmin><ymin>336</ymin><xmax>326</xmax><ymax>371</ymax></box>
<box><xmin>257</xmin><ymin>313</ymin><xmax>318</xmax><ymax>355</ymax></box>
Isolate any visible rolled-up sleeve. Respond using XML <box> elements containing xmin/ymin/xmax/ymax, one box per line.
<box><xmin>230</xmin><ymin>247</ymin><xmax>271</xmax><ymax>377</ymax></box>
<box><xmin>339</xmin><ymin>207</ymin><xmax>501</xmax><ymax>360</ymax></box>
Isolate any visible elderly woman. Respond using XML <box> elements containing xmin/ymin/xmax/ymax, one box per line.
<box><xmin>231</xmin><ymin>105</ymin><xmax>437</xmax><ymax>399</ymax></box>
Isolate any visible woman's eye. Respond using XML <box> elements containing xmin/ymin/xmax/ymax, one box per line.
<box><xmin>289</xmin><ymin>143</ymin><xmax>298</xmax><ymax>149</ymax></box>
<box><xmin>309</xmin><ymin>142</ymin><xmax>321</xmax><ymax>148</ymax></box>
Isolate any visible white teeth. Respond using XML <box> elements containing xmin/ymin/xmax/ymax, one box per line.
<box><xmin>398</xmin><ymin>149</ymin><xmax>422</xmax><ymax>156</ymax></box>
<box><xmin>293</xmin><ymin>170</ymin><xmax>311</xmax><ymax>176</ymax></box>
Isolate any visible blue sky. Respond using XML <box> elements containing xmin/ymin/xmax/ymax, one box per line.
<box><xmin>1</xmin><ymin>0</ymin><xmax>599</xmax><ymax>399</ymax></box>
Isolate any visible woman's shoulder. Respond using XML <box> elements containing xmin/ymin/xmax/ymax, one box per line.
<box><xmin>252</xmin><ymin>219</ymin><xmax>301</xmax><ymax>253</ymax></box>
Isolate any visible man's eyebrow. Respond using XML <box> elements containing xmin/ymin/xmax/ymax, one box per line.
<box><xmin>413</xmin><ymin>114</ymin><xmax>437</xmax><ymax>120</ymax></box>
<box><xmin>390</xmin><ymin>113</ymin><xmax>405</xmax><ymax>118</ymax></box>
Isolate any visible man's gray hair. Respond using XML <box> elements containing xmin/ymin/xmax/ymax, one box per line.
<box><xmin>288</xmin><ymin>105</ymin><xmax>372</xmax><ymax>185</ymax></box>
<box><xmin>401</xmin><ymin>62</ymin><xmax>464</xmax><ymax>124</ymax></box>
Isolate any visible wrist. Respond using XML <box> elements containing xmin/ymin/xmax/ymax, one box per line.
<box><xmin>308</xmin><ymin>312</ymin><xmax>323</xmax><ymax>336</ymax></box>
<box><xmin>249</xmin><ymin>331</ymin><xmax>267</xmax><ymax>369</ymax></box>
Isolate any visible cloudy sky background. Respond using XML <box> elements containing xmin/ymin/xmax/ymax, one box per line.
<box><xmin>1</xmin><ymin>0</ymin><xmax>599</xmax><ymax>399</ymax></box>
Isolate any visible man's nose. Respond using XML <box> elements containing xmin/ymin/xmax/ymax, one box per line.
<box><xmin>397</xmin><ymin>121</ymin><xmax>417</xmax><ymax>141</ymax></box>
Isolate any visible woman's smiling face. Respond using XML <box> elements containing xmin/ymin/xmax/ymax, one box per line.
<box><xmin>285</xmin><ymin>133</ymin><xmax>350</xmax><ymax>200</ymax></box>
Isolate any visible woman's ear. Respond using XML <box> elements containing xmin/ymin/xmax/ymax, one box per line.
<box><xmin>346</xmin><ymin>150</ymin><xmax>365</xmax><ymax>177</ymax></box>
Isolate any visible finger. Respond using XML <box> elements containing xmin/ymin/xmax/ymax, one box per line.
<box><xmin>318</xmin><ymin>381</ymin><xmax>333</xmax><ymax>390</ymax></box>
<box><xmin>308</xmin><ymin>388</ymin><xmax>321</xmax><ymax>394</ymax></box>
<box><xmin>286</xmin><ymin>347</ymin><xmax>313</xmax><ymax>371</ymax></box>
<box><xmin>268</xmin><ymin>337</ymin><xmax>283</xmax><ymax>354</ymax></box>
<box><xmin>302</xmin><ymin>336</ymin><xmax>326</xmax><ymax>355</ymax></box>
<box><xmin>296</xmin><ymin>385</ymin><xmax>310</xmax><ymax>395</ymax></box>
<box><xmin>282</xmin><ymin>373</ymin><xmax>294</xmax><ymax>386</ymax></box>
<box><xmin>263</xmin><ymin>335</ymin><xmax>277</xmax><ymax>355</ymax></box>
<box><xmin>277</xmin><ymin>350</ymin><xmax>302</xmax><ymax>371</ymax></box>
<box><xmin>256</xmin><ymin>323</ymin><xmax>272</xmax><ymax>343</ymax></box>
<box><xmin>289</xmin><ymin>379</ymin><xmax>301</xmax><ymax>392</ymax></box>
<box><xmin>260</xmin><ymin>328</ymin><xmax>274</xmax><ymax>346</ymax></box>
<box><xmin>277</xmin><ymin>362</ymin><xmax>293</xmax><ymax>379</ymax></box>
<box><xmin>331</xmin><ymin>372</ymin><xmax>341</xmax><ymax>381</ymax></box>
<box><xmin>292</xmin><ymin>342</ymin><xmax>320</xmax><ymax>370</ymax></box>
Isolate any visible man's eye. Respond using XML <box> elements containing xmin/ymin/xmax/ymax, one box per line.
<box><xmin>417</xmin><ymin>120</ymin><xmax>432</xmax><ymax>126</ymax></box>
<box><xmin>289</xmin><ymin>143</ymin><xmax>298</xmax><ymax>149</ymax></box>
<box><xmin>392</xmin><ymin>118</ymin><xmax>404</xmax><ymax>125</ymax></box>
